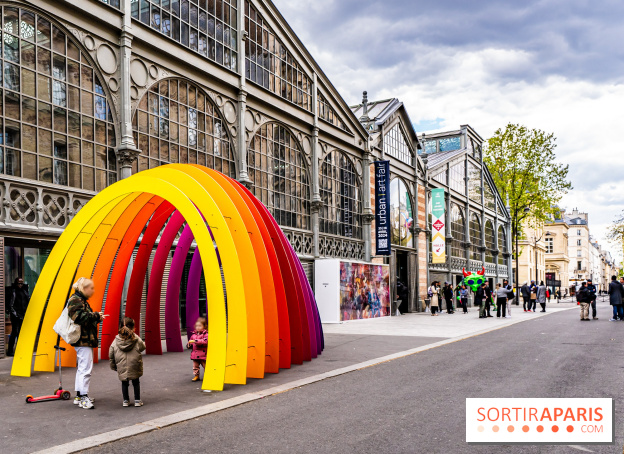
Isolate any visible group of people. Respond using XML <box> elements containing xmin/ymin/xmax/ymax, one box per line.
<box><xmin>427</xmin><ymin>279</ymin><xmax>518</xmax><ymax>319</ymax></box>
<box><xmin>7</xmin><ymin>276</ymin><xmax>209</xmax><ymax>410</ymax></box>
<box><xmin>519</xmin><ymin>281</ymin><xmax>550</xmax><ymax>313</ymax></box>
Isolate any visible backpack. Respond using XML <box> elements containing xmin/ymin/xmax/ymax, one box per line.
<box><xmin>427</xmin><ymin>287</ymin><xmax>433</xmax><ymax>298</ymax></box>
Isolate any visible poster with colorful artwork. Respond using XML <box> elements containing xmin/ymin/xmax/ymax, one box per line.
<box><xmin>431</xmin><ymin>188</ymin><xmax>446</xmax><ymax>264</ymax></box>
<box><xmin>339</xmin><ymin>261</ymin><xmax>390</xmax><ymax>321</ymax></box>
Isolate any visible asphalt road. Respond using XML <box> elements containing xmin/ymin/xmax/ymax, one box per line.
<box><xmin>87</xmin><ymin>301</ymin><xmax>623</xmax><ymax>454</ymax></box>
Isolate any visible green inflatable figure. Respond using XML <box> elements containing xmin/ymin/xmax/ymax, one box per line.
<box><xmin>456</xmin><ymin>267</ymin><xmax>495</xmax><ymax>311</ymax></box>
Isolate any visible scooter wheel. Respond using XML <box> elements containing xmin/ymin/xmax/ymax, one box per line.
<box><xmin>61</xmin><ymin>391</ymin><xmax>71</xmax><ymax>400</ymax></box>
<box><xmin>25</xmin><ymin>395</ymin><xmax>33</xmax><ymax>403</ymax></box>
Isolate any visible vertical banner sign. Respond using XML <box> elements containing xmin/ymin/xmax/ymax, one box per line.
<box><xmin>375</xmin><ymin>161</ymin><xmax>391</xmax><ymax>256</ymax></box>
<box><xmin>431</xmin><ymin>188</ymin><xmax>446</xmax><ymax>264</ymax></box>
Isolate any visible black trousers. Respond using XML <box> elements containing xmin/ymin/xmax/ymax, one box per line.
<box><xmin>121</xmin><ymin>378</ymin><xmax>141</xmax><ymax>401</ymax></box>
<box><xmin>461</xmin><ymin>298</ymin><xmax>468</xmax><ymax>313</ymax></box>
<box><xmin>7</xmin><ymin>314</ymin><xmax>23</xmax><ymax>355</ymax></box>
<box><xmin>496</xmin><ymin>298</ymin><xmax>507</xmax><ymax>317</ymax></box>
<box><xmin>485</xmin><ymin>299</ymin><xmax>491</xmax><ymax>316</ymax></box>
<box><xmin>522</xmin><ymin>296</ymin><xmax>529</xmax><ymax>311</ymax></box>
<box><xmin>528</xmin><ymin>300</ymin><xmax>536</xmax><ymax>311</ymax></box>
<box><xmin>445</xmin><ymin>298</ymin><xmax>453</xmax><ymax>313</ymax></box>
<box><xmin>540</xmin><ymin>302</ymin><xmax>546</xmax><ymax>311</ymax></box>
<box><xmin>591</xmin><ymin>300</ymin><xmax>597</xmax><ymax>318</ymax></box>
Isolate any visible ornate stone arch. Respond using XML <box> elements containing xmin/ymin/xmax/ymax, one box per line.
<box><xmin>319</xmin><ymin>149</ymin><xmax>363</xmax><ymax>239</ymax></box>
<box><xmin>247</xmin><ymin>121</ymin><xmax>311</xmax><ymax>230</ymax></box>
<box><xmin>131</xmin><ymin>77</ymin><xmax>236</xmax><ymax>177</ymax></box>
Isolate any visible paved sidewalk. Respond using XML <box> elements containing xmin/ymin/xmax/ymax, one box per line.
<box><xmin>0</xmin><ymin>301</ymin><xmax>578</xmax><ymax>453</ymax></box>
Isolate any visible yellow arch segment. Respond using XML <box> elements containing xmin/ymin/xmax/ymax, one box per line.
<box><xmin>147</xmin><ymin>166</ymin><xmax>248</xmax><ymax>385</ymax></box>
<box><xmin>11</xmin><ymin>195</ymin><xmax>129</xmax><ymax>376</ymax></box>
<box><xmin>34</xmin><ymin>193</ymin><xmax>141</xmax><ymax>372</ymax></box>
<box><xmin>168</xmin><ymin>164</ymin><xmax>265</xmax><ymax>380</ymax></box>
<box><xmin>12</xmin><ymin>173</ymin><xmax>233</xmax><ymax>391</ymax></box>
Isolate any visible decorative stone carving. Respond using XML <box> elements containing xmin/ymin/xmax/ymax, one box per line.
<box><xmin>130</xmin><ymin>59</ymin><xmax>149</xmax><ymax>87</ymax></box>
<box><xmin>283</xmin><ymin>228</ymin><xmax>314</xmax><ymax>257</ymax></box>
<box><xmin>96</xmin><ymin>44</ymin><xmax>118</xmax><ymax>74</ymax></box>
<box><xmin>223</xmin><ymin>100</ymin><xmax>237</xmax><ymax>124</ymax></box>
<box><xmin>302</xmin><ymin>136</ymin><xmax>311</xmax><ymax>155</ymax></box>
<box><xmin>319</xmin><ymin>234</ymin><xmax>365</xmax><ymax>261</ymax></box>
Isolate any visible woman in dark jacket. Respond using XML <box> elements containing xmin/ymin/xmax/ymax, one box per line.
<box><xmin>67</xmin><ymin>277</ymin><xmax>107</xmax><ymax>409</ymax></box>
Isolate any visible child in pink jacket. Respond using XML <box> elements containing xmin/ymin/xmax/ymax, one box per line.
<box><xmin>187</xmin><ymin>317</ymin><xmax>208</xmax><ymax>382</ymax></box>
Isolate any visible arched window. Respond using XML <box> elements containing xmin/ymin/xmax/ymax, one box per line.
<box><xmin>247</xmin><ymin>123</ymin><xmax>310</xmax><ymax>230</ymax></box>
<box><xmin>450</xmin><ymin>204</ymin><xmax>465</xmax><ymax>258</ymax></box>
<box><xmin>0</xmin><ymin>6</ymin><xmax>117</xmax><ymax>190</ymax></box>
<box><xmin>390</xmin><ymin>178</ymin><xmax>413</xmax><ymax>248</ymax></box>
<box><xmin>469</xmin><ymin>213</ymin><xmax>482</xmax><ymax>261</ymax></box>
<box><xmin>133</xmin><ymin>78</ymin><xmax>235</xmax><ymax>177</ymax></box>
<box><xmin>498</xmin><ymin>225</ymin><xmax>507</xmax><ymax>266</ymax></box>
<box><xmin>485</xmin><ymin>220</ymin><xmax>495</xmax><ymax>263</ymax></box>
<box><xmin>320</xmin><ymin>151</ymin><xmax>361</xmax><ymax>239</ymax></box>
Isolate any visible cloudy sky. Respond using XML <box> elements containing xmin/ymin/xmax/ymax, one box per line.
<box><xmin>273</xmin><ymin>0</ymin><xmax>624</xmax><ymax>259</ymax></box>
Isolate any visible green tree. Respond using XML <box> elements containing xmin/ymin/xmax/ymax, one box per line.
<box><xmin>484</xmin><ymin>123</ymin><xmax>572</xmax><ymax>284</ymax></box>
<box><xmin>607</xmin><ymin>211</ymin><xmax>624</xmax><ymax>271</ymax></box>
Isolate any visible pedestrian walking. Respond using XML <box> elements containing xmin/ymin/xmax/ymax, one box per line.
<box><xmin>443</xmin><ymin>282</ymin><xmax>454</xmax><ymax>314</ymax></box>
<box><xmin>187</xmin><ymin>317</ymin><xmax>209</xmax><ymax>381</ymax></box>
<box><xmin>537</xmin><ymin>281</ymin><xmax>547</xmax><ymax>312</ymax></box>
<box><xmin>109</xmin><ymin>317</ymin><xmax>145</xmax><ymax>407</ymax></box>
<box><xmin>529</xmin><ymin>280</ymin><xmax>537</xmax><ymax>312</ymax></box>
<box><xmin>587</xmin><ymin>279</ymin><xmax>598</xmax><ymax>320</ymax></box>
<box><xmin>6</xmin><ymin>277</ymin><xmax>30</xmax><ymax>356</ymax></box>
<box><xmin>68</xmin><ymin>277</ymin><xmax>107</xmax><ymax>410</ymax></box>
<box><xmin>483</xmin><ymin>282</ymin><xmax>494</xmax><ymax>317</ymax></box>
<box><xmin>608</xmin><ymin>276</ymin><xmax>623</xmax><ymax>321</ymax></box>
<box><xmin>577</xmin><ymin>282</ymin><xmax>591</xmax><ymax>321</ymax></box>
<box><xmin>459</xmin><ymin>285</ymin><xmax>469</xmax><ymax>313</ymax></box>
<box><xmin>428</xmin><ymin>281</ymin><xmax>440</xmax><ymax>316</ymax></box>
<box><xmin>495</xmin><ymin>283</ymin><xmax>509</xmax><ymax>318</ymax></box>
<box><xmin>521</xmin><ymin>282</ymin><xmax>530</xmax><ymax>312</ymax></box>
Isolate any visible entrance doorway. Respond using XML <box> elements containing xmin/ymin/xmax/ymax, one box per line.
<box><xmin>395</xmin><ymin>251</ymin><xmax>409</xmax><ymax>313</ymax></box>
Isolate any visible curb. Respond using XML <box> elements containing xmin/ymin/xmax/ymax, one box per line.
<box><xmin>34</xmin><ymin>307</ymin><xmax>577</xmax><ymax>453</ymax></box>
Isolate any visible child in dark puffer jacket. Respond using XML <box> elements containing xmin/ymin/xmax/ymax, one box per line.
<box><xmin>187</xmin><ymin>317</ymin><xmax>208</xmax><ymax>382</ymax></box>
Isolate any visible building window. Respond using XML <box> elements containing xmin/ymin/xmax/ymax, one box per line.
<box><xmin>244</xmin><ymin>1</ymin><xmax>312</xmax><ymax>111</ymax></box>
<box><xmin>422</xmin><ymin>140</ymin><xmax>437</xmax><ymax>154</ymax></box>
<box><xmin>577</xmin><ymin>229</ymin><xmax>581</xmax><ymax>236</ymax></box>
<box><xmin>469</xmin><ymin>213</ymin><xmax>482</xmax><ymax>261</ymax></box>
<box><xmin>0</xmin><ymin>7</ymin><xmax>117</xmax><ymax>190</ymax></box>
<box><xmin>433</xmin><ymin>170</ymin><xmax>446</xmax><ymax>185</ymax></box>
<box><xmin>390</xmin><ymin>178</ymin><xmax>413</xmax><ymax>248</ymax></box>
<box><xmin>467</xmin><ymin>161</ymin><xmax>481</xmax><ymax>203</ymax></box>
<box><xmin>483</xmin><ymin>182</ymin><xmax>496</xmax><ymax>211</ymax></box>
<box><xmin>577</xmin><ymin>250</ymin><xmax>582</xmax><ymax>257</ymax></box>
<box><xmin>577</xmin><ymin>239</ymin><xmax>582</xmax><ymax>246</ymax></box>
<box><xmin>317</xmin><ymin>91</ymin><xmax>348</xmax><ymax>132</ymax></box>
<box><xmin>498</xmin><ymin>225</ymin><xmax>507</xmax><ymax>266</ymax></box>
<box><xmin>484</xmin><ymin>220</ymin><xmax>495</xmax><ymax>263</ymax></box>
<box><xmin>439</xmin><ymin>136</ymin><xmax>461</xmax><ymax>152</ymax></box>
<box><xmin>98</xmin><ymin>0</ymin><xmax>120</xmax><ymax>8</ymax></box>
<box><xmin>448</xmin><ymin>163</ymin><xmax>465</xmax><ymax>194</ymax></box>
<box><xmin>545</xmin><ymin>237</ymin><xmax>554</xmax><ymax>253</ymax></box>
<box><xmin>133</xmin><ymin>79</ymin><xmax>235</xmax><ymax>176</ymax></box>
<box><xmin>319</xmin><ymin>151</ymin><xmax>361</xmax><ymax>239</ymax></box>
<box><xmin>383</xmin><ymin>124</ymin><xmax>412</xmax><ymax>165</ymax></box>
<box><xmin>450</xmin><ymin>204</ymin><xmax>465</xmax><ymax>258</ymax></box>
<box><xmin>577</xmin><ymin>260</ymin><xmax>582</xmax><ymax>271</ymax></box>
<box><xmin>247</xmin><ymin>123</ymin><xmax>310</xmax><ymax>230</ymax></box>
<box><xmin>132</xmin><ymin>0</ymin><xmax>238</xmax><ymax>72</ymax></box>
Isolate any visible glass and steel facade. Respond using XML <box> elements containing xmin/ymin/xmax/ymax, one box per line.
<box><xmin>132</xmin><ymin>78</ymin><xmax>235</xmax><ymax>175</ymax></box>
<box><xmin>389</xmin><ymin>177</ymin><xmax>413</xmax><ymax>248</ymax></box>
<box><xmin>0</xmin><ymin>6</ymin><xmax>117</xmax><ymax>190</ymax></box>
<box><xmin>247</xmin><ymin>123</ymin><xmax>310</xmax><ymax>230</ymax></box>
<box><xmin>383</xmin><ymin>124</ymin><xmax>412</xmax><ymax>165</ymax></box>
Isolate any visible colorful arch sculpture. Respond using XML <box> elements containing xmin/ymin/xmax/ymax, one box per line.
<box><xmin>11</xmin><ymin>164</ymin><xmax>323</xmax><ymax>391</ymax></box>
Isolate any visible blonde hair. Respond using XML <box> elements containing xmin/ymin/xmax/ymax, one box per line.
<box><xmin>72</xmin><ymin>277</ymin><xmax>94</xmax><ymax>294</ymax></box>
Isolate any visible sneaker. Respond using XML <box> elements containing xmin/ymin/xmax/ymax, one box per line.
<box><xmin>74</xmin><ymin>395</ymin><xmax>95</xmax><ymax>405</ymax></box>
<box><xmin>192</xmin><ymin>376</ymin><xmax>200</xmax><ymax>382</ymax></box>
<box><xmin>79</xmin><ymin>396</ymin><xmax>95</xmax><ymax>410</ymax></box>
<box><xmin>134</xmin><ymin>400</ymin><xmax>143</xmax><ymax>407</ymax></box>
<box><xmin>123</xmin><ymin>400</ymin><xmax>129</xmax><ymax>407</ymax></box>
<box><xmin>593</xmin><ymin>317</ymin><xmax>599</xmax><ymax>320</ymax></box>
